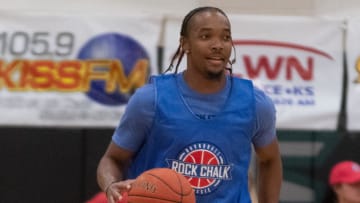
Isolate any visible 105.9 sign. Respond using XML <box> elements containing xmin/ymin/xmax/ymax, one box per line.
<box><xmin>0</xmin><ymin>31</ymin><xmax>75</xmax><ymax>57</ymax></box>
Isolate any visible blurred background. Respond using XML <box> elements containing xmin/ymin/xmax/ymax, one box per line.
<box><xmin>0</xmin><ymin>0</ymin><xmax>359</xmax><ymax>202</ymax></box>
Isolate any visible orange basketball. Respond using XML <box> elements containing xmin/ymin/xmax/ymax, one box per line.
<box><xmin>127</xmin><ymin>168</ymin><xmax>196</xmax><ymax>203</ymax></box>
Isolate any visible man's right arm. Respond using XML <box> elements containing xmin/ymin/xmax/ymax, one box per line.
<box><xmin>97</xmin><ymin>142</ymin><xmax>135</xmax><ymax>203</ymax></box>
<box><xmin>97</xmin><ymin>83</ymin><xmax>156</xmax><ymax>202</ymax></box>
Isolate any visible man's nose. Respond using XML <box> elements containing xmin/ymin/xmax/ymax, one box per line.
<box><xmin>211</xmin><ymin>38</ymin><xmax>224</xmax><ymax>51</ymax></box>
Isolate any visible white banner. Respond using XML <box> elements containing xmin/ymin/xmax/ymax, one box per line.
<box><xmin>0</xmin><ymin>12</ymin><xmax>161</xmax><ymax>127</ymax></box>
<box><xmin>346</xmin><ymin>19</ymin><xmax>360</xmax><ymax>131</ymax></box>
<box><xmin>163</xmin><ymin>15</ymin><xmax>344</xmax><ymax>130</ymax></box>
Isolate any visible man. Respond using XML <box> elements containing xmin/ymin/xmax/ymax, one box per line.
<box><xmin>97</xmin><ymin>6</ymin><xmax>282</xmax><ymax>203</ymax></box>
<box><xmin>329</xmin><ymin>160</ymin><xmax>360</xmax><ymax>203</ymax></box>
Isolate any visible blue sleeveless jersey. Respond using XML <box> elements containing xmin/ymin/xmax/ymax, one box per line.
<box><xmin>127</xmin><ymin>74</ymin><xmax>255</xmax><ymax>203</ymax></box>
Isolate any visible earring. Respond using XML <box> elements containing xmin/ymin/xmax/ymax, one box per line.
<box><xmin>184</xmin><ymin>50</ymin><xmax>190</xmax><ymax>54</ymax></box>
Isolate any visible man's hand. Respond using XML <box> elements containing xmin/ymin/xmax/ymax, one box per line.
<box><xmin>106</xmin><ymin>179</ymin><xmax>135</xmax><ymax>203</ymax></box>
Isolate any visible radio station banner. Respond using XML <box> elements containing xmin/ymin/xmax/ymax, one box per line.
<box><xmin>163</xmin><ymin>15</ymin><xmax>344</xmax><ymax>130</ymax></box>
<box><xmin>345</xmin><ymin>19</ymin><xmax>360</xmax><ymax>131</ymax></box>
<box><xmin>0</xmin><ymin>12</ymin><xmax>161</xmax><ymax>127</ymax></box>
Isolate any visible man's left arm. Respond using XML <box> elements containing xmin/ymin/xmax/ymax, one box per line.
<box><xmin>255</xmin><ymin>138</ymin><xmax>282</xmax><ymax>203</ymax></box>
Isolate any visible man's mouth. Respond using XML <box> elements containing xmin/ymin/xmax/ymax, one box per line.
<box><xmin>207</xmin><ymin>56</ymin><xmax>224</xmax><ymax>61</ymax></box>
<box><xmin>207</xmin><ymin>56</ymin><xmax>225</xmax><ymax>65</ymax></box>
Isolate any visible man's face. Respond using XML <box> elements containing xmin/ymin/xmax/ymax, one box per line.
<box><xmin>335</xmin><ymin>182</ymin><xmax>360</xmax><ymax>203</ymax></box>
<box><xmin>182</xmin><ymin>11</ymin><xmax>232</xmax><ymax>80</ymax></box>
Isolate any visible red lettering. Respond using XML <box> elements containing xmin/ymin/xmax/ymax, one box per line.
<box><xmin>19</xmin><ymin>60</ymin><xmax>31</xmax><ymax>90</ymax></box>
<box><xmin>0</xmin><ymin>60</ymin><xmax>20</xmax><ymax>89</ymax></box>
<box><xmin>243</xmin><ymin>55</ymin><xmax>314</xmax><ymax>81</ymax></box>
<box><xmin>30</xmin><ymin>61</ymin><xmax>54</xmax><ymax>89</ymax></box>
<box><xmin>286</xmin><ymin>57</ymin><xmax>313</xmax><ymax>80</ymax></box>
<box><xmin>243</xmin><ymin>55</ymin><xmax>283</xmax><ymax>80</ymax></box>
<box><xmin>57</xmin><ymin>61</ymin><xmax>82</xmax><ymax>90</ymax></box>
<box><xmin>0</xmin><ymin>59</ymin><xmax>148</xmax><ymax>92</ymax></box>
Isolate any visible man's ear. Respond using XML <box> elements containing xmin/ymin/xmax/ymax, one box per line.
<box><xmin>180</xmin><ymin>36</ymin><xmax>189</xmax><ymax>52</ymax></box>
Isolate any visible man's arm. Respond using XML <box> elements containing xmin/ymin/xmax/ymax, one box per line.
<box><xmin>97</xmin><ymin>141</ymin><xmax>135</xmax><ymax>203</ymax></box>
<box><xmin>255</xmin><ymin>138</ymin><xmax>282</xmax><ymax>203</ymax></box>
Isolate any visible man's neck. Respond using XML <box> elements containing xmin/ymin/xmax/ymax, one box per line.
<box><xmin>182</xmin><ymin>70</ymin><xmax>226</xmax><ymax>94</ymax></box>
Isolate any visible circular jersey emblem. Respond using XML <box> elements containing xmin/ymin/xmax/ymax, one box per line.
<box><xmin>168</xmin><ymin>143</ymin><xmax>232</xmax><ymax>195</ymax></box>
<box><xmin>77</xmin><ymin>33</ymin><xmax>150</xmax><ymax>106</ymax></box>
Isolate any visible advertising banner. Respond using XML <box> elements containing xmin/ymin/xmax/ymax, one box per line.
<box><xmin>163</xmin><ymin>15</ymin><xmax>344</xmax><ymax>130</ymax></box>
<box><xmin>0</xmin><ymin>12</ymin><xmax>161</xmax><ymax>127</ymax></box>
<box><xmin>345</xmin><ymin>19</ymin><xmax>360</xmax><ymax>131</ymax></box>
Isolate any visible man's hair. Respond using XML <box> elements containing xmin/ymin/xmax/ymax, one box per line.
<box><xmin>165</xmin><ymin>7</ymin><xmax>230</xmax><ymax>74</ymax></box>
<box><xmin>180</xmin><ymin>7</ymin><xmax>229</xmax><ymax>37</ymax></box>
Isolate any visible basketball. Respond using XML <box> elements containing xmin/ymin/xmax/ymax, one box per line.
<box><xmin>127</xmin><ymin>168</ymin><xmax>196</xmax><ymax>203</ymax></box>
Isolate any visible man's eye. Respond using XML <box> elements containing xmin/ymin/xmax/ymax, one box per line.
<box><xmin>200</xmin><ymin>35</ymin><xmax>208</xmax><ymax>39</ymax></box>
<box><xmin>224</xmin><ymin>36</ymin><xmax>231</xmax><ymax>41</ymax></box>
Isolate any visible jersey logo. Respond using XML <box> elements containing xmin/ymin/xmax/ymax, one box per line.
<box><xmin>167</xmin><ymin>142</ymin><xmax>233</xmax><ymax>195</ymax></box>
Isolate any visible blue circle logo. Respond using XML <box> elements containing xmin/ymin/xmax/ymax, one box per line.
<box><xmin>77</xmin><ymin>33</ymin><xmax>150</xmax><ymax>105</ymax></box>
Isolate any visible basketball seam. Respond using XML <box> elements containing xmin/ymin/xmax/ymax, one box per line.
<box><xmin>147</xmin><ymin>173</ymin><xmax>192</xmax><ymax>196</ymax></box>
<box><xmin>175</xmin><ymin>173</ymin><xmax>183</xmax><ymax>202</ymax></box>
<box><xmin>175</xmin><ymin>173</ymin><xmax>193</xmax><ymax>196</ymax></box>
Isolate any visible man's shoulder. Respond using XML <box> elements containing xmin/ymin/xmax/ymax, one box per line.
<box><xmin>253</xmin><ymin>86</ymin><xmax>274</xmax><ymax>107</ymax></box>
<box><xmin>252</xmin><ymin>86</ymin><xmax>276</xmax><ymax>124</ymax></box>
<box><xmin>133</xmin><ymin>83</ymin><xmax>155</xmax><ymax>97</ymax></box>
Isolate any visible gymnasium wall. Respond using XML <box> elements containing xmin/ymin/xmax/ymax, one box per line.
<box><xmin>0</xmin><ymin>0</ymin><xmax>360</xmax><ymax>17</ymax></box>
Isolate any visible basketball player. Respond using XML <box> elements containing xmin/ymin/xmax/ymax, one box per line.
<box><xmin>97</xmin><ymin>6</ymin><xmax>282</xmax><ymax>203</ymax></box>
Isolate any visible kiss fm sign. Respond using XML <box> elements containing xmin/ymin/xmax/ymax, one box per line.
<box><xmin>0</xmin><ymin>13</ymin><xmax>161</xmax><ymax>127</ymax></box>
